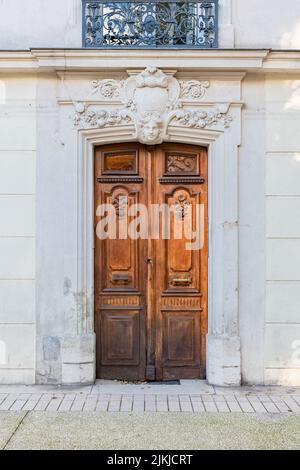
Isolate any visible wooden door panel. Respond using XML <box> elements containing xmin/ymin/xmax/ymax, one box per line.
<box><xmin>102</xmin><ymin>150</ymin><xmax>138</xmax><ymax>174</ymax></box>
<box><xmin>154</xmin><ymin>144</ymin><xmax>208</xmax><ymax>380</ymax></box>
<box><xmin>100</xmin><ymin>310</ymin><xmax>140</xmax><ymax>365</ymax></box>
<box><xmin>164</xmin><ymin>187</ymin><xmax>201</xmax><ymax>292</ymax></box>
<box><xmin>162</xmin><ymin>311</ymin><xmax>201</xmax><ymax>364</ymax></box>
<box><xmin>95</xmin><ymin>144</ymin><xmax>147</xmax><ymax>381</ymax></box>
<box><xmin>102</xmin><ymin>186</ymin><xmax>139</xmax><ymax>291</ymax></box>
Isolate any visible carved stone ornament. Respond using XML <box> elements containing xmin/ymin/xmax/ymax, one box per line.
<box><xmin>73</xmin><ymin>67</ymin><xmax>232</xmax><ymax>144</ymax></box>
<box><xmin>122</xmin><ymin>66</ymin><xmax>181</xmax><ymax>143</ymax></box>
<box><xmin>73</xmin><ymin>103</ymin><xmax>132</xmax><ymax>128</ymax></box>
<box><xmin>170</xmin><ymin>104</ymin><xmax>233</xmax><ymax>129</ymax></box>
<box><xmin>92</xmin><ymin>79</ymin><xmax>124</xmax><ymax>99</ymax></box>
<box><xmin>179</xmin><ymin>80</ymin><xmax>210</xmax><ymax>100</ymax></box>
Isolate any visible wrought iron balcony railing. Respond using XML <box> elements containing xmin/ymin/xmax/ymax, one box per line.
<box><xmin>82</xmin><ymin>1</ymin><xmax>218</xmax><ymax>48</ymax></box>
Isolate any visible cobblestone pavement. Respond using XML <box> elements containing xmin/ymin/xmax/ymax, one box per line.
<box><xmin>0</xmin><ymin>381</ymin><xmax>300</xmax><ymax>413</ymax></box>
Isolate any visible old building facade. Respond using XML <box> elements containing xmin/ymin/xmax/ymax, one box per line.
<box><xmin>0</xmin><ymin>0</ymin><xmax>300</xmax><ymax>386</ymax></box>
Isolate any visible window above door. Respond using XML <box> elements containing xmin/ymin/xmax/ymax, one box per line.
<box><xmin>82</xmin><ymin>0</ymin><xmax>218</xmax><ymax>49</ymax></box>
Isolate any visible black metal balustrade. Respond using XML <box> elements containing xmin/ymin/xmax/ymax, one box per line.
<box><xmin>82</xmin><ymin>1</ymin><xmax>218</xmax><ymax>48</ymax></box>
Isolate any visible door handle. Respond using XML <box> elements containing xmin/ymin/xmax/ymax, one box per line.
<box><xmin>146</xmin><ymin>258</ymin><xmax>153</xmax><ymax>264</ymax></box>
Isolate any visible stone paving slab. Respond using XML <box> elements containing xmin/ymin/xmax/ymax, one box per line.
<box><xmin>0</xmin><ymin>392</ymin><xmax>299</xmax><ymax>413</ymax></box>
<box><xmin>91</xmin><ymin>380</ymin><xmax>214</xmax><ymax>395</ymax></box>
<box><xmin>213</xmin><ymin>385</ymin><xmax>300</xmax><ymax>396</ymax></box>
<box><xmin>1</xmin><ymin>412</ymin><xmax>299</xmax><ymax>450</ymax></box>
<box><xmin>0</xmin><ymin>385</ymin><xmax>93</xmax><ymax>394</ymax></box>
<box><xmin>1</xmin><ymin>381</ymin><xmax>299</xmax><ymax>397</ymax></box>
<box><xmin>0</xmin><ymin>382</ymin><xmax>300</xmax><ymax>414</ymax></box>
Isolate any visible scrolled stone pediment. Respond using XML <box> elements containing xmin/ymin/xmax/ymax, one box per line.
<box><xmin>73</xmin><ymin>67</ymin><xmax>233</xmax><ymax>144</ymax></box>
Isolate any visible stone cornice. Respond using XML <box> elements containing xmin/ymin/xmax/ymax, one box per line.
<box><xmin>0</xmin><ymin>49</ymin><xmax>300</xmax><ymax>73</ymax></box>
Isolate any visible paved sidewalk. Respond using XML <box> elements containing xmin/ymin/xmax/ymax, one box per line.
<box><xmin>0</xmin><ymin>381</ymin><xmax>300</xmax><ymax>414</ymax></box>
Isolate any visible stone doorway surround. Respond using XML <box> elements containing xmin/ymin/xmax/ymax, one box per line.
<box><xmin>34</xmin><ymin>52</ymin><xmax>245</xmax><ymax>387</ymax></box>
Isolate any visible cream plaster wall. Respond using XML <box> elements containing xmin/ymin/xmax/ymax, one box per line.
<box><xmin>232</xmin><ymin>0</ymin><xmax>300</xmax><ymax>49</ymax></box>
<box><xmin>0</xmin><ymin>54</ymin><xmax>300</xmax><ymax>385</ymax></box>
<box><xmin>264</xmin><ymin>76</ymin><xmax>300</xmax><ymax>385</ymax></box>
<box><xmin>239</xmin><ymin>73</ymin><xmax>265</xmax><ymax>385</ymax></box>
<box><xmin>0</xmin><ymin>74</ymin><xmax>36</xmax><ymax>383</ymax></box>
<box><xmin>0</xmin><ymin>0</ymin><xmax>81</xmax><ymax>49</ymax></box>
<box><xmin>239</xmin><ymin>73</ymin><xmax>300</xmax><ymax>386</ymax></box>
<box><xmin>1</xmin><ymin>0</ymin><xmax>300</xmax><ymax>50</ymax></box>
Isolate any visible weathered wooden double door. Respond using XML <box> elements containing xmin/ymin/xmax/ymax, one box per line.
<box><xmin>95</xmin><ymin>143</ymin><xmax>208</xmax><ymax>381</ymax></box>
